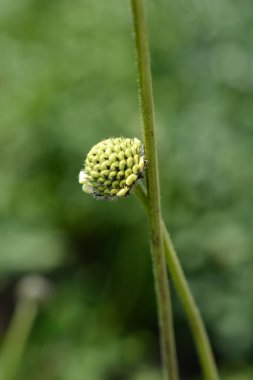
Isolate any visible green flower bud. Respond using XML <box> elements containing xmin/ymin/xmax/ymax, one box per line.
<box><xmin>79</xmin><ymin>137</ymin><xmax>146</xmax><ymax>200</ymax></box>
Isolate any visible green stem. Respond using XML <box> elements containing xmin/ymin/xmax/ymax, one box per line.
<box><xmin>131</xmin><ymin>1</ymin><xmax>179</xmax><ymax>379</ymax></box>
<box><xmin>0</xmin><ymin>298</ymin><xmax>38</xmax><ymax>380</ymax></box>
<box><xmin>135</xmin><ymin>183</ymin><xmax>220</xmax><ymax>380</ymax></box>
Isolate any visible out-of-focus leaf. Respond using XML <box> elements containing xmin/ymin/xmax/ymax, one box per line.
<box><xmin>0</xmin><ymin>226</ymin><xmax>66</xmax><ymax>272</ymax></box>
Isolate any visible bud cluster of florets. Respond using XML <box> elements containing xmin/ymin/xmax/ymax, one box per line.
<box><xmin>79</xmin><ymin>137</ymin><xmax>146</xmax><ymax>200</ymax></box>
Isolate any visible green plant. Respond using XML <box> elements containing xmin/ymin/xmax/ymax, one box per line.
<box><xmin>130</xmin><ymin>1</ymin><xmax>219</xmax><ymax>378</ymax></box>
<box><xmin>78</xmin><ymin>0</ymin><xmax>220</xmax><ymax>379</ymax></box>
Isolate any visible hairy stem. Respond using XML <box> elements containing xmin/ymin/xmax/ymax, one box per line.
<box><xmin>131</xmin><ymin>1</ymin><xmax>179</xmax><ymax>379</ymax></box>
<box><xmin>135</xmin><ymin>182</ymin><xmax>220</xmax><ymax>380</ymax></box>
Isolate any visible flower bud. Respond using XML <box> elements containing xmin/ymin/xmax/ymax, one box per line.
<box><xmin>79</xmin><ymin>137</ymin><xmax>146</xmax><ymax>200</ymax></box>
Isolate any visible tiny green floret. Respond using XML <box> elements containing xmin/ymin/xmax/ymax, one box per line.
<box><xmin>79</xmin><ymin>137</ymin><xmax>146</xmax><ymax>200</ymax></box>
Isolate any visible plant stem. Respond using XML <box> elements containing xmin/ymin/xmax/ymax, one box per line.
<box><xmin>0</xmin><ymin>298</ymin><xmax>38</xmax><ymax>380</ymax></box>
<box><xmin>135</xmin><ymin>182</ymin><xmax>220</xmax><ymax>380</ymax></box>
<box><xmin>131</xmin><ymin>1</ymin><xmax>179</xmax><ymax>379</ymax></box>
<box><xmin>162</xmin><ymin>224</ymin><xmax>219</xmax><ymax>380</ymax></box>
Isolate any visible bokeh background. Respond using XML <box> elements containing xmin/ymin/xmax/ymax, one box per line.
<box><xmin>0</xmin><ymin>0</ymin><xmax>253</xmax><ymax>379</ymax></box>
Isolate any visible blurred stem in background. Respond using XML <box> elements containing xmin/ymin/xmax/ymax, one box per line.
<box><xmin>135</xmin><ymin>182</ymin><xmax>220</xmax><ymax>380</ymax></box>
<box><xmin>0</xmin><ymin>275</ymin><xmax>51</xmax><ymax>380</ymax></box>
<box><xmin>131</xmin><ymin>1</ymin><xmax>179</xmax><ymax>379</ymax></box>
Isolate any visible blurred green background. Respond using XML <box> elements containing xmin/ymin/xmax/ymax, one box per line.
<box><xmin>0</xmin><ymin>0</ymin><xmax>253</xmax><ymax>379</ymax></box>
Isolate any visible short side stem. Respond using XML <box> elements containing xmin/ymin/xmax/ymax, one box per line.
<box><xmin>131</xmin><ymin>1</ymin><xmax>179</xmax><ymax>379</ymax></box>
<box><xmin>135</xmin><ymin>182</ymin><xmax>220</xmax><ymax>380</ymax></box>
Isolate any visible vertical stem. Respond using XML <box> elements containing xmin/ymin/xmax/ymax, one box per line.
<box><xmin>131</xmin><ymin>1</ymin><xmax>179</xmax><ymax>379</ymax></box>
<box><xmin>0</xmin><ymin>299</ymin><xmax>38</xmax><ymax>380</ymax></box>
<box><xmin>135</xmin><ymin>182</ymin><xmax>220</xmax><ymax>380</ymax></box>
